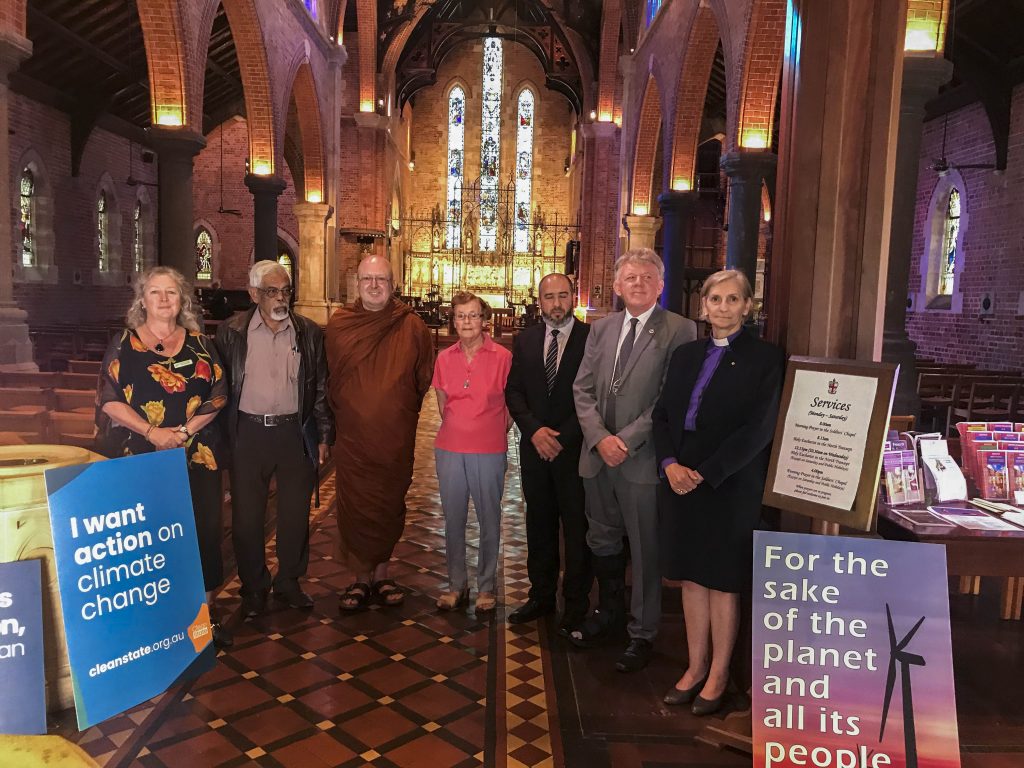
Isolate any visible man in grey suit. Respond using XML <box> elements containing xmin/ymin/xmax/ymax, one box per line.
<box><xmin>571</xmin><ymin>248</ymin><xmax>696</xmax><ymax>672</ymax></box>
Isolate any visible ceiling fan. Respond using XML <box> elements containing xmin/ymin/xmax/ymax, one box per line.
<box><xmin>928</xmin><ymin>0</ymin><xmax>994</xmax><ymax>175</ymax></box>
<box><xmin>929</xmin><ymin>115</ymin><xmax>995</xmax><ymax>174</ymax></box>
<box><xmin>217</xmin><ymin>124</ymin><xmax>243</xmax><ymax>216</ymax></box>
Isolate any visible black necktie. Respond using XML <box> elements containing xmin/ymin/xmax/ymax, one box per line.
<box><xmin>614</xmin><ymin>318</ymin><xmax>639</xmax><ymax>384</ymax></box>
<box><xmin>545</xmin><ymin>329</ymin><xmax>560</xmax><ymax>392</ymax></box>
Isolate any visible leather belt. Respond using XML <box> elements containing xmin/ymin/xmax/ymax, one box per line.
<box><xmin>239</xmin><ymin>411</ymin><xmax>299</xmax><ymax>427</ymax></box>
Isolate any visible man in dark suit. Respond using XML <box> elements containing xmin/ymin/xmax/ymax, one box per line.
<box><xmin>506</xmin><ymin>273</ymin><xmax>592</xmax><ymax>633</ymax></box>
<box><xmin>572</xmin><ymin>249</ymin><xmax>696</xmax><ymax>673</ymax></box>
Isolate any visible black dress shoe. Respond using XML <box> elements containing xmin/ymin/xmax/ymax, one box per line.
<box><xmin>508</xmin><ymin>600</ymin><xmax>555</xmax><ymax>625</ymax></box>
<box><xmin>615</xmin><ymin>638</ymin><xmax>653</xmax><ymax>673</ymax></box>
<box><xmin>691</xmin><ymin>692</ymin><xmax>725</xmax><ymax>716</ymax></box>
<box><xmin>212</xmin><ymin>623</ymin><xmax>234</xmax><ymax>649</ymax></box>
<box><xmin>557</xmin><ymin>613</ymin><xmax>586</xmax><ymax>638</ymax></box>
<box><xmin>240</xmin><ymin>591</ymin><xmax>268</xmax><ymax>618</ymax></box>
<box><xmin>663</xmin><ymin>675</ymin><xmax>708</xmax><ymax>705</ymax></box>
<box><xmin>567</xmin><ymin>608</ymin><xmax>624</xmax><ymax>647</ymax></box>
<box><xmin>273</xmin><ymin>589</ymin><xmax>314</xmax><ymax>610</ymax></box>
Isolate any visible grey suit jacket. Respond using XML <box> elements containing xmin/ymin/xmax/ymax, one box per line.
<box><xmin>573</xmin><ymin>305</ymin><xmax>696</xmax><ymax>484</ymax></box>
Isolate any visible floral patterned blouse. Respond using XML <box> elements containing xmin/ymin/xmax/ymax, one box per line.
<box><xmin>96</xmin><ymin>328</ymin><xmax>228</xmax><ymax>471</ymax></box>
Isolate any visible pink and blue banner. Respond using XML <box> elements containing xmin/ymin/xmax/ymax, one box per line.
<box><xmin>753</xmin><ymin>531</ymin><xmax>960</xmax><ymax>768</ymax></box>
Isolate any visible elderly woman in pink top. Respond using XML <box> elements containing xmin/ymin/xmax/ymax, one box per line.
<box><xmin>432</xmin><ymin>291</ymin><xmax>513</xmax><ymax>612</ymax></box>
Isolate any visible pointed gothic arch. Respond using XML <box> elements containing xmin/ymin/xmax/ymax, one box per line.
<box><xmin>283</xmin><ymin>58</ymin><xmax>327</xmax><ymax>203</ymax></box>
<box><xmin>668</xmin><ymin>6</ymin><xmax>721</xmax><ymax>191</ymax></box>
<box><xmin>630</xmin><ymin>75</ymin><xmax>663</xmax><ymax>215</ymax></box>
<box><xmin>731</xmin><ymin>0</ymin><xmax>787</xmax><ymax>150</ymax></box>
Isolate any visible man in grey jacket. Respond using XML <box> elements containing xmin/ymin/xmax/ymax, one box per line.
<box><xmin>571</xmin><ymin>248</ymin><xmax>696</xmax><ymax>672</ymax></box>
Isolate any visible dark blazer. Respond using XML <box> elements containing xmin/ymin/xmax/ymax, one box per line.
<box><xmin>506</xmin><ymin>320</ymin><xmax>590</xmax><ymax>466</ymax></box>
<box><xmin>215</xmin><ymin>306</ymin><xmax>335</xmax><ymax>461</ymax></box>
<box><xmin>652</xmin><ymin>328</ymin><xmax>785</xmax><ymax>491</ymax></box>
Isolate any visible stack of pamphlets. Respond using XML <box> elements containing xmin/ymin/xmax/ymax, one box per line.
<box><xmin>928</xmin><ymin>505</ymin><xmax>1024</xmax><ymax>533</ymax></box>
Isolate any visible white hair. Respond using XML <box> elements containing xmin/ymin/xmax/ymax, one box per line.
<box><xmin>614</xmin><ymin>248</ymin><xmax>665</xmax><ymax>282</ymax></box>
<box><xmin>249</xmin><ymin>260</ymin><xmax>289</xmax><ymax>288</ymax></box>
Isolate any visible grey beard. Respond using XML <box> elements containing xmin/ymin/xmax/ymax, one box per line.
<box><xmin>270</xmin><ymin>306</ymin><xmax>289</xmax><ymax>321</ymax></box>
<box><xmin>542</xmin><ymin>313</ymin><xmax>572</xmax><ymax>329</ymax></box>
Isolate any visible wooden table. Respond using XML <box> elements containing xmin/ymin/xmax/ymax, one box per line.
<box><xmin>877</xmin><ymin>503</ymin><xmax>1024</xmax><ymax>620</ymax></box>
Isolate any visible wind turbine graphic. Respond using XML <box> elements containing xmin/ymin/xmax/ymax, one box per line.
<box><xmin>879</xmin><ymin>604</ymin><xmax>927</xmax><ymax>768</ymax></box>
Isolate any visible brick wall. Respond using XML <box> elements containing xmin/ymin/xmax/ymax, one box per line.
<box><xmin>905</xmin><ymin>90</ymin><xmax>1024</xmax><ymax>371</ymax></box>
<box><xmin>9</xmin><ymin>93</ymin><xmax>158</xmax><ymax>326</ymax></box>
<box><xmin>192</xmin><ymin>116</ymin><xmax>299</xmax><ymax>290</ymax></box>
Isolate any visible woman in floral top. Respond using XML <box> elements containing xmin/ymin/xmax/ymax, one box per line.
<box><xmin>96</xmin><ymin>266</ymin><xmax>231</xmax><ymax>647</ymax></box>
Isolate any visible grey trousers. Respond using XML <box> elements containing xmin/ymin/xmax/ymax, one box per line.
<box><xmin>583</xmin><ymin>467</ymin><xmax>661</xmax><ymax>641</ymax></box>
<box><xmin>435</xmin><ymin>448</ymin><xmax>507</xmax><ymax>593</ymax></box>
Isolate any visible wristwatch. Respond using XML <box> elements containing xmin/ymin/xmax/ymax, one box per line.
<box><xmin>178</xmin><ymin>425</ymin><xmax>191</xmax><ymax>439</ymax></box>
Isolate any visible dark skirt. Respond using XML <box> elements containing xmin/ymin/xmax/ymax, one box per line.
<box><xmin>657</xmin><ymin>475</ymin><xmax>764</xmax><ymax>593</ymax></box>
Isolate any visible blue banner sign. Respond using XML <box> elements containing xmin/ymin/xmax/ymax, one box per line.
<box><xmin>45</xmin><ymin>449</ymin><xmax>215</xmax><ymax>729</ymax></box>
<box><xmin>0</xmin><ymin>560</ymin><xmax>47</xmax><ymax>734</ymax></box>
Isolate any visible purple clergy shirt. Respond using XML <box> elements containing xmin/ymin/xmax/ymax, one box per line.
<box><xmin>661</xmin><ymin>328</ymin><xmax>743</xmax><ymax>474</ymax></box>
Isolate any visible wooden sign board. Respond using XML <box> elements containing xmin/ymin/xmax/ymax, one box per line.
<box><xmin>763</xmin><ymin>357</ymin><xmax>897</xmax><ymax>531</ymax></box>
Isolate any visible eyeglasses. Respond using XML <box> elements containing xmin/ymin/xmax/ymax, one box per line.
<box><xmin>455</xmin><ymin>312</ymin><xmax>484</xmax><ymax>321</ymax></box>
<box><xmin>258</xmin><ymin>286</ymin><xmax>293</xmax><ymax>299</ymax></box>
<box><xmin>358</xmin><ymin>275</ymin><xmax>392</xmax><ymax>285</ymax></box>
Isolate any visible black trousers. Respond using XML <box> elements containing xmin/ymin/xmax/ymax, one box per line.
<box><xmin>188</xmin><ymin>466</ymin><xmax>223</xmax><ymax>592</ymax></box>
<box><xmin>520</xmin><ymin>450</ymin><xmax>592</xmax><ymax>619</ymax></box>
<box><xmin>230</xmin><ymin>418</ymin><xmax>316</xmax><ymax>597</ymax></box>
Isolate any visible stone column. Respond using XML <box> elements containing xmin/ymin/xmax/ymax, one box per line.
<box><xmin>292</xmin><ymin>201</ymin><xmax>331</xmax><ymax>325</ymax></box>
<box><xmin>245</xmin><ymin>174</ymin><xmax>287</xmax><ymax>263</ymax></box>
<box><xmin>882</xmin><ymin>55</ymin><xmax>954</xmax><ymax>418</ymax></box>
<box><xmin>657</xmin><ymin>190</ymin><xmax>701</xmax><ymax>313</ymax></box>
<box><xmin>578</xmin><ymin>122</ymin><xmax>621</xmax><ymax>311</ymax></box>
<box><xmin>721</xmin><ymin>150</ymin><xmax>776</xmax><ymax>290</ymax></box>
<box><xmin>0</xmin><ymin>31</ymin><xmax>35</xmax><ymax>369</ymax></box>
<box><xmin>767</xmin><ymin>0</ymin><xmax>905</xmax><ymax>362</ymax></box>
<box><xmin>149</xmin><ymin>127</ymin><xmax>205</xmax><ymax>280</ymax></box>
<box><xmin>622</xmin><ymin>214</ymin><xmax>662</xmax><ymax>251</ymax></box>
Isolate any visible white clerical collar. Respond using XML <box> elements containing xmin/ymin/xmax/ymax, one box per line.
<box><xmin>711</xmin><ymin>328</ymin><xmax>743</xmax><ymax>347</ymax></box>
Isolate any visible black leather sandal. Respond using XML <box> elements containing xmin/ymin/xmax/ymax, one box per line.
<box><xmin>339</xmin><ymin>582</ymin><xmax>371</xmax><ymax>611</ymax></box>
<box><xmin>371</xmin><ymin>579</ymin><xmax>405</xmax><ymax>606</ymax></box>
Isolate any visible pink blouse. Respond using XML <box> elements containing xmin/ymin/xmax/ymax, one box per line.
<box><xmin>432</xmin><ymin>334</ymin><xmax>512</xmax><ymax>454</ymax></box>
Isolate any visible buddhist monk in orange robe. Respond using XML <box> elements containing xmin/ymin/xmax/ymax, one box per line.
<box><xmin>326</xmin><ymin>256</ymin><xmax>434</xmax><ymax>610</ymax></box>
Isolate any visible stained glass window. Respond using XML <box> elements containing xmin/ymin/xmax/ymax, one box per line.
<box><xmin>19</xmin><ymin>167</ymin><xmax>34</xmax><ymax>268</ymax></box>
<box><xmin>513</xmin><ymin>90</ymin><xmax>535</xmax><ymax>252</ymax></box>
<box><xmin>446</xmin><ymin>86</ymin><xmax>466</xmax><ymax>249</ymax></box>
<box><xmin>97</xmin><ymin>191</ymin><xmax>109</xmax><ymax>270</ymax></box>
<box><xmin>479</xmin><ymin>38</ymin><xmax>503</xmax><ymax>252</ymax></box>
<box><xmin>133</xmin><ymin>201</ymin><xmax>144</xmax><ymax>272</ymax></box>
<box><xmin>196</xmin><ymin>228</ymin><xmax>213</xmax><ymax>282</ymax></box>
<box><xmin>278</xmin><ymin>252</ymin><xmax>294</xmax><ymax>282</ymax></box>
<box><xmin>646</xmin><ymin>0</ymin><xmax>664</xmax><ymax>26</ymax></box>
<box><xmin>938</xmin><ymin>188</ymin><xmax>960</xmax><ymax>297</ymax></box>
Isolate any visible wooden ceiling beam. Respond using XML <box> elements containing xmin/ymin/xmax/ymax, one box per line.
<box><xmin>27</xmin><ymin>6</ymin><xmax>140</xmax><ymax>83</ymax></box>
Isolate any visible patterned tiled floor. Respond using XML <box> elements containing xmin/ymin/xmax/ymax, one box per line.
<box><xmin>51</xmin><ymin>395</ymin><xmax>555</xmax><ymax>767</ymax></box>
<box><xmin>46</xmin><ymin>392</ymin><xmax>1024</xmax><ymax>766</ymax></box>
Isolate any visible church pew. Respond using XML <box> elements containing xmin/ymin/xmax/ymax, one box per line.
<box><xmin>0</xmin><ymin>387</ymin><xmax>53</xmax><ymax>412</ymax></box>
<box><xmin>53</xmin><ymin>389</ymin><xmax>96</xmax><ymax>413</ymax></box>
<box><xmin>60</xmin><ymin>372</ymin><xmax>100</xmax><ymax>390</ymax></box>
